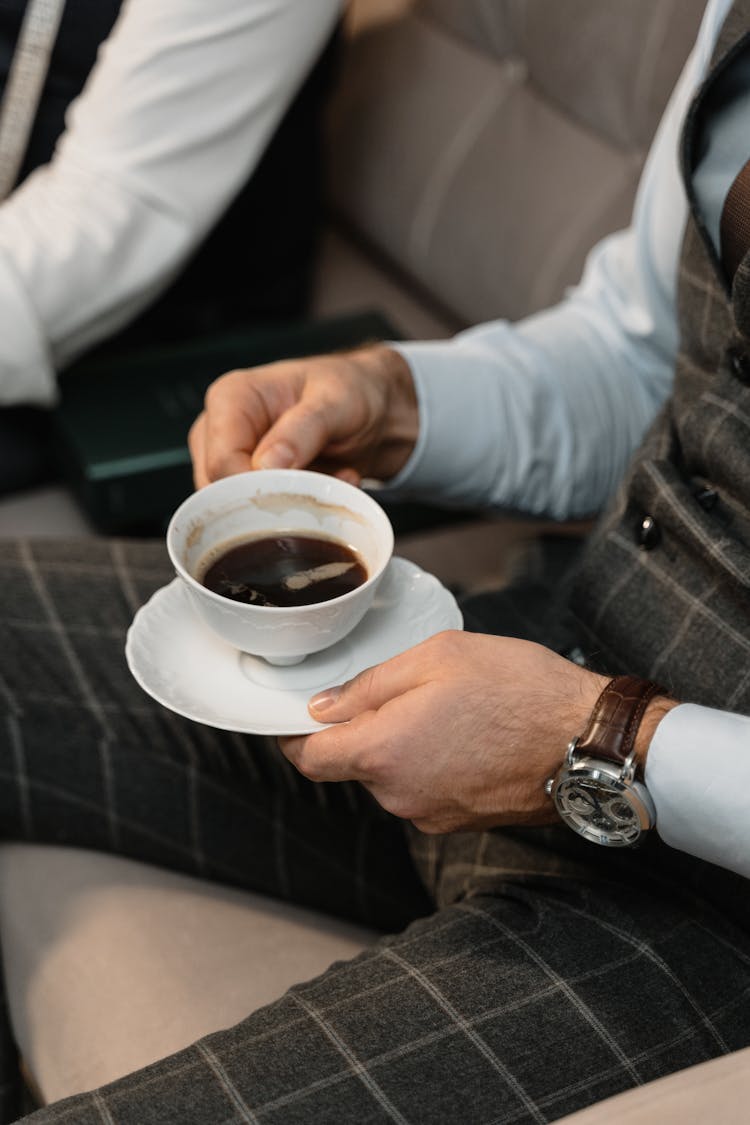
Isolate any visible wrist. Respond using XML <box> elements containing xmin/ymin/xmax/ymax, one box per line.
<box><xmin>555</xmin><ymin>671</ymin><xmax>608</xmax><ymax>767</ymax></box>
<box><xmin>352</xmin><ymin>345</ymin><xmax>419</xmax><ymax>480</ymax></box>
<box><xmin>633</xmin><ymin>695</ymin><xmax>680</xmax><ymax>775</ymax></box>
<box><xmin>547</xmin><ymin>674</ymin><xmax>670</xmax><ymax>847</ymax></box>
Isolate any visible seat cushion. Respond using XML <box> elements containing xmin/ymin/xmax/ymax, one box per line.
<box><xmin>0</xmin><ymin>845</ymin><xmax>375</xmax><ymax>1103</ymax></box>
<box><xmin>311</xmin><ymin>225</ymin><xmax>457</xmax><ymax>339</ymax></box>
<box><xmin>0</xmin><ymin>486</ymin><xmax>93</xmax><ymax>538</ymax></box>
<box><xmin>555</xmin><ymin>1044</ymin><xmax>750</xmax><ymax>1125</ymax></box>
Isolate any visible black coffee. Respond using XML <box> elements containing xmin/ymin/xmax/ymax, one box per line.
<box><xmin>200</xmin><ymin>534</ymin><xmax>367</xmax><ymax>608</ymax></box>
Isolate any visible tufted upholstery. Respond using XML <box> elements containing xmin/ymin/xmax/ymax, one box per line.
<box><xmin>418</xmin><ymin>0</ymin><xmax>693</xmax><ymax>148</ymax></box>
<box><xmin>327</xmin><ymin>0</ymin><xmax>705</xmax><ymax>324</ymax></box>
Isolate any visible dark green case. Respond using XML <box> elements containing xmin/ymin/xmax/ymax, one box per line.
<box><xmin>54</xmin><ymin>312</ymin><xmax>399</xmax><ymax>534</ymax></box>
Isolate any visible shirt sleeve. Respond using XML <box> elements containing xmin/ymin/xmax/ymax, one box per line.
<box><xmin>389</xmin><ymin>0</ymin><xmax>728</xmax><ymax>520</ymax></box>
<box><xmin>0</xmin><ymin>0</ymin><xmax>342</xmax><ymax>406</ymax></box>
<box><xmin>646</xmin><ymin>705</ymin><xmax>750</xmax><ymax>879</ymax></box>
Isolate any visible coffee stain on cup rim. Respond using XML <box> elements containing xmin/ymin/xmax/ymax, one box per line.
<box><xmin>245</xmin><ymin>492</ymin><xmax>369</xmax><ymax>526</ymax></box>
<box><xmin>182</xmin><ymin>492</ymin><xmax>369</xmax><ymax>556</ymax></box>
<box><xmin>186</xmin><ymin>520</ymin><xmax>207</xmax><ymax>550</ymax></box>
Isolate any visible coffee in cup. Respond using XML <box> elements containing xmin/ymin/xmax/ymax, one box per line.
<box><xmin>166</xmin><ymin>469</ymin><xmax>394</xmax><ymax>665</ymax></box>
<box><xmin>199</xmin><ymin>533</ymin><xmax>368</xmax><ymax>608</ymax></box>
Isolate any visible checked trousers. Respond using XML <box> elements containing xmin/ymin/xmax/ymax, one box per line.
<box><xmin>0</xmin><ymin>538</ymin><xmax>749</xmax><ymax>1124</ymax></box>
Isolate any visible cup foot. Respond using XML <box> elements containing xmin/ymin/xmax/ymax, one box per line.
<box><xmin>239</xmin><ymin>643</ymin><xmax>353</xmax><ymax>692</ymax></box>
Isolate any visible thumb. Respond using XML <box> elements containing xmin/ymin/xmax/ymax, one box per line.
<box><xmin>308</xmin><ymin>652</ymin><xmax>417</xmax><ymax>723</ymax></box>
<box><xmin>252</xmin><ymin>387</ymin><xmax>356</xmax><ymax>471</ymax></box>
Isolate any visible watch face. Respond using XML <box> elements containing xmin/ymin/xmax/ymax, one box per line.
<box><xmin>554</xmin><ymin>764</ymin><xmax>652</xmax><ymax>846</ymax></box>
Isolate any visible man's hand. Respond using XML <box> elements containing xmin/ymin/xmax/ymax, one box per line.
<box><xmin>188</xmin><ymin>345</ymin><xmax>418</xmax><ymax>489</ymax></box>
<box><xmin>280</xmin><ymin>632</ymin><xmax>610</xmax><ymax>834</ymax></box>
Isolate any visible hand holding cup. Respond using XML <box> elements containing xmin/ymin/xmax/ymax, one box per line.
<box><xmin>188</xmin><ymin>346</ymin><xmax>419</xmax><ymax>490</ymax></box>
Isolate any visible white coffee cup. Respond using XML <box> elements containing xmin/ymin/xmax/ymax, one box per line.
<box><xmin>166</xmin><ymin>469</ymin><xmax>394</xmax><ymax>665</ymax></box>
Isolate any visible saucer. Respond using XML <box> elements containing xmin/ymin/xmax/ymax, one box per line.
<box><xmin>125</xmin><ymin>558</ymin><xmax>462</xmax><ymax>735</ymax></box>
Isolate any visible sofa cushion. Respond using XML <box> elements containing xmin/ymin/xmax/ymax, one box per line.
<box><xmin>419</xmin><ymin>0</ymin><xmax>702</xmax><ymax>149</ymax></box>
<box><xmin>0</xmin><ymin>486</ymin><xmax>93</xmax><ymax>538</ymax></box>
<box><xmin>311</xmin><ymin>226</ymin><xmax>458</xmax><ymax>339</ymax></box>
<box><xmin>0</xmin><ymin>845</ymin><xmax>375</xmax><ymax>1103</ymax></box>
<box><xmin>555</xmin><ymin>1044</ymin><xmax>750</xmax><ymax>1124</ymax></box>
<box><xmin>327</xmin><ymin>0</ymin><xmax>706</xmax><ymax>325</ymax></box>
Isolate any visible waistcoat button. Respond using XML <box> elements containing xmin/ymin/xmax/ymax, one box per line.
<box><xmin>727</xmin><ymin>345</ymin><xmax>750</xmax><ymax>384</ymax></box>
<box><xmin>694</xmin><ymin>485</ymin><xmax>719</xmax><ymax>511</ymax></box>
<box><xmin>638</xmin><ymin>515</ymin><xmax>660</xmax><ymax>549</ymax></box>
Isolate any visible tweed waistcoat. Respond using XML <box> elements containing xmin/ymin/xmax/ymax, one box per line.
<box><xmin>569</xmin><ymin>2</ymin><xmax>750</xmax><ymax>713</ymax></box>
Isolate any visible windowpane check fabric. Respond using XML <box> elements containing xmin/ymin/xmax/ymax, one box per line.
<box><xmin>0</xmin><ymin>539</ymin><xmax>749</xmax><ymax>1124</ymax></box>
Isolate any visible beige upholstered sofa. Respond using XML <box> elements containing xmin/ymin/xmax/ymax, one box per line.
<box><xmin>4</xmin><ymin>1</ymin><xmax>746</xmax><ymax>1120</ymax></box>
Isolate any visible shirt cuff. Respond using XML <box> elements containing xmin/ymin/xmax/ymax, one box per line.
<box><xmin>384</xmin><ymin>336</ymin><xmax>514</xmax><ymax>505</ymax></box>
<box><xmin>0</xmin><ymin>250</ymin><xmax>55</xmax><ymax>406</ymax></box>
<box><xmin>646</xmin><ymin>702</ymin><xmax>750</xmax><ymax>878</ymax></box>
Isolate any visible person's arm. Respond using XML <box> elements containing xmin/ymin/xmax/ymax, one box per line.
<box><xmin>277</xmin><ymin>643</ymin><xmax>750</xmax><ymax>881</ymax></box>
<box><xmin>190</xmin><ymin>0</ymin><xmax>729</xmax><ymax>508</ymax></box>
<box><xmin>388</xmin><ymin>0</ymin><xmax>729</xmax><ymax>520</ymax></box>
<box><xmin>0</xmin><ymin>0</ymin><xmax>342</xmax><ymax>406</ymax></box>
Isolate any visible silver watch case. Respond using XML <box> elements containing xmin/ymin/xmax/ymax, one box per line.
<box><xmin>545</xmin><ymin>738</ymin><xmax>656</xmax><ymax>847</ymax></box>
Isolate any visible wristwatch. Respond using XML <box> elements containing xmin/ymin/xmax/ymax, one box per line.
<box><xmin>544</xmin><ymin>675</ymin><xmax>663</xmax><ymax>847</ymax></box>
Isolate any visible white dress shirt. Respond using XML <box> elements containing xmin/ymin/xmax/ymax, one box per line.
<box><xmin>0</xmin><ymin>0</ymin><xmax>342</xmax><ymax>407</ymax></box>
<box><xmin>395</xmin><ymin>0</ymin><xmax>750</xmax><ymax>879</ymax></box>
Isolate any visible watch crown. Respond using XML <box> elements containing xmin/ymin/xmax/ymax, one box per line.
<box><xmin>544</xmin><ymin>777</ymin><xmax>555</xmax><ymax>797</ymax></box>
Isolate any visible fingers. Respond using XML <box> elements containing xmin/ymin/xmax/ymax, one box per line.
<box><xmin>308</xmin><ymin>644</ymin><xmax>436</xmax><ymax>724</ymax></box>
<box><xmin>334</xmin><ymin>467</ymin><xmax>361</xmax><ymax>486</ymax></box>
<box><xmin>201</xmin><ymin>370</ymin><xmax>275</xmax><ymax>483</ymax></box>
<box><xmin>281</xmin><ymin>692</ymin><xmax>438</xmax><ymax>823</ymax></box>
<box><xmin>280</xmin><ymin>712</ymin><xmax>377</xmax><ymax>783</ymax></box>
<box><xmin>189</xmin><ymin>410</ymin><xmax>254</xmax><ymax>489</ymax></box>
<box><xmin>250</xmin><ymin>386</ymin><xmax>359</xmax><ymax>473</ymax></box>
<box><xmin>188</xmin><ymin>413</ymin><xmax>207</xmax><ymax>489</ymax></box>
<box><xmin>191</xmin><ymin>345</ymin><xmax>413</xmax><ymax>487</ymax></box>
<box><xmin>283</xmin><ymin>643</ymin><xmax>447</xmax><ymax>786</ymax></box>
<box><xmin>196</xmin><ymin>360</ymin><xmax>370</xmax><ymax>485</ymax></box>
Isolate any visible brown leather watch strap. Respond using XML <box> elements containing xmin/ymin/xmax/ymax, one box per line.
<box><xmin>575</xmin><ymin>675</ymin><xmax>663</xmax><ymax>770</ymax></box>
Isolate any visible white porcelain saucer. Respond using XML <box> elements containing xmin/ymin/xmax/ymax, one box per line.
<box><xmin>125</xmin><ymin>558</ymin><xmax>462</xmax><ymax>736</ymax></box>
